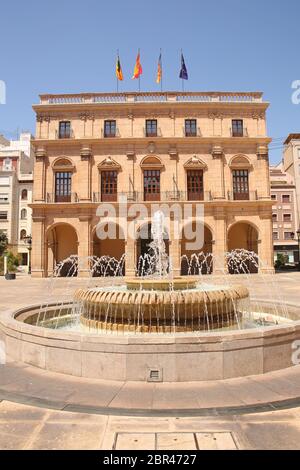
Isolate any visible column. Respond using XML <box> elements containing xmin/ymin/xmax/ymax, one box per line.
<box><xmin>33</xmin><ymin>150</ymin><xmax>47</xmax><ymax>202</ymax></box>
<box><xmin>31</xmin><ymin>215</ymin><xmax>45</xmax><ymax>278</ymax></box>
<box><xmin>79</xmin><ymin>146</ymin><xmax>92</xmax><ymax>201</ymax></box>
<box><xmin>169</xmin><ymin>217</ymin><xmax>181</xmax><ymax>276</ymax></box>
<box><xmin>78</xmin><ymin>215</ymin><xmax>92</xmax><ymax>277</ymax></box>
<box><xmin>213</xmin><ymin>209</ymin><xmax>228</xmax><ymax>274</ymax></box>
<box><xmin>258</xmin><ymin>212</ymin><xmax>275</xmax><ymax>274</ymax></box>
<box><xmin>125</xmin><ymin>236</ymin><xmax>136</xmax><ymax>277</ymax></box>
<box><xmin>211</xmin><ymin>147</ymin><xmax>225</xmax><ymax>199</ymax></box>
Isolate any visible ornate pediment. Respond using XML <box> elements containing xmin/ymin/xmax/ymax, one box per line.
<box><xmin>140</xmin><ymin>155</ymin><xmax>164</xmax><ymax>169</ymax></box>
<box><xmin>184</xmin><ymin>156</ymin><xmax>207</xmax><ymax>170</ymax></box>
<box><xmin>229</xmin><ymin>155</ymin><xmax>252</xmax><ymax>169</ymax></box>
<box><xmin>97</xmin><ymin>157</ymin><xmax>121</xmax><ymax>171</ymax></box>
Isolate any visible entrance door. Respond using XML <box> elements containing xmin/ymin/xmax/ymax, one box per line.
<box><xmin>187</xmin><ymin>170</ymin><xmax>203</xmax><ymax>201</ymax></box>
<box><xmin>143</xmin><ymin>170</ymin><xmax>160</xmax><ymax>201</ymax></box>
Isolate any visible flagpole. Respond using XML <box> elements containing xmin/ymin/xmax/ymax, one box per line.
<box><xmin>160</xmin><ymin>48</ymin><xmax>163</xmax><ymax>93</ymax></box>
<box><xmin>138</xmin><ymin>48</ymin><xmax>141</xmax><ymax>92</ymax></box>
<box><xmin>116</xmin><ymin>49</ymin><xmax>119</xmax><ymax>93</ymax></box>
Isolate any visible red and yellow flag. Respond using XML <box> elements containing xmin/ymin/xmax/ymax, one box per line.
<box><xmin>132</xmin><ymin>51</ymin><xmax>142</xmax><ymax>79</ymax></box>
<box><xmin>156</xmin><ymin>52</ymin><xmax>162</xmax><ymax>84</ymax></box>
<box><xmin>116</xmin><ymin>55</ymin><xmax>123</xmax><ymax>81</ymax></box>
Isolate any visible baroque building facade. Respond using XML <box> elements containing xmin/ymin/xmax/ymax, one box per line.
<box><xmin>30</xmin><ymin>91</ymin><xmax>274</xmax><ymax>277</ymax></box>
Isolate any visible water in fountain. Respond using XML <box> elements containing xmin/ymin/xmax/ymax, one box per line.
<box><xmin>32</xmin><ymin>212</ymin><xmax>292</xmax><ymax>335</ymax></box>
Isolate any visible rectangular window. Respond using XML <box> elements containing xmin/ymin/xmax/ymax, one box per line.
<box><xmin>145</xmin><ymin>120</ymin><xmax>157</xmax><ymax>137</ymax></box>
<box><xmin>0</xmin><ymin>211</ymin><xmax>8</xmax><ymax>220</ymax></box>
<box><xmin>104</xmin><ymin>120</ymin><xmax>116</xmax><ymax>138</ymax></box>
<box><xmin>55</xmin><ymin>172</ymin><xmax>72</xmax><ymax>202</ymax></box>
<box><xmin>283</xmin><ymin>214</ymin><xmax>292</xmax><ymax>222</ymax></box>
<box><xmin>58</xmin><ymin>121</ymin><xmax>71</xmax><ymax>139</ymax></box>
<box><xmin>272</xmin><ymin>213</ymin><xmax>277</xmax><ymax>222</ymax></box>
<box><xmin>185</xmin><ymin>119</ymin><xmax>197</xmax><ymax>137</ymax></box>
<box><xmin>232</xmin><ymin>170</ymin><xmax>249</xmax><ymax>200</ymax></box>
<box><xmin>282</xmin><ymin>194</ymin><xmax>290</xmax><ymax>203</ymax></box>
<box><xmin>0</xmin><ymin>193</ymin><xmax>8</xmax><ymax>203</ymax></box>
<box><xmin>273</xmin><ymin>232</ymin><xmax>279</xmax><ymax>240</ymax></box>
<box><xmin>0</xmin><ymin>176</ymin><xmax>9</xmax><ymax>186</ymax></box>
<box><xmin>284</xmin><ymin>232</ymin><xmax>294</xmax><ymax>240</ymax></box>
<box><xmin>143</xmin><ymin>170</ymin><xmax>160</xmax><ymax>201</ymax></box>
<box><xmin>187</xmin><ymin>170</ymin><xmax>204</xmax><ymax>201</ymax></box>
<box><xmin>271</xmin><ymin>194</ymin><xmax>277</xmax><ymax>201</ymax></box>
<box><xmin>232</xmin><ymin>119</ymin><xmax>244</xmax><ymax>137</ymax></box>
<box><xmin>101</xmin><ymin>171</ymin><xmax>118</xmax><ymax>202</ymax></box>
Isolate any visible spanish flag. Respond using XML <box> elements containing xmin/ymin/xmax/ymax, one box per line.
<box><xmin>132</xmin><ymin>51</ymin><xmax>142</xmax><ymax>79</ymax></box>
<box><xmin>116</xmin><ymin>54</ymin><xmax>123</xmax><ymax>81</ymax></box>
<box><xmin>156</xmin><ymin>52</ymin><xmax>162</xmax><ymax>84</ymax></box>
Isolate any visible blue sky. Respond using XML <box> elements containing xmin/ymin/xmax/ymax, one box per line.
<box><xmin>0</xmin><ymin>0</ymin><xmax>299</xmax><ymax>163</ymax></box>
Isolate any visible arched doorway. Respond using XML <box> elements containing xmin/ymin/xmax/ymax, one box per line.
<box><xmin>227</xmin><ymin>222</ymin><xmax>259</xmax><ymax>274</ymax></box>
<box><xmin>136</xmin><ymin>222</ymin><xmax>170</xmax><ymax>276</ymax></box>
<box><xmin>47</xmin><ymin>223</ymin><xmax>78</xmax><ymax>277</ymax></box>
<box><xmin>92</xmin><ymin>223</ymin><xmax>125</xmax><ymax>276</ymax></box>
<box><xmin>181</xmin><ymin>223</ymin><xmax>213</xmax><ymax>275</ymax></box>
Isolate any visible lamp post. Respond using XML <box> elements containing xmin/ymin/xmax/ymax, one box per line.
<box><xmin>24</xmin><ymin>235</ymin><xmax>32</xmax><ymax>275</ymax></box>
<box><xmin>297</xmin><ymin>229</ymin><xmax>300</xmax><ymax>271</ymax></box>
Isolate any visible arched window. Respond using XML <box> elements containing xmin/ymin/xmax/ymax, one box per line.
<box><xmin>53</xmin><ymin>158</ymin><xmax>75</xmax><ymax>203</ymax></box>
<box><xmin>21</xmin><ymin>209</ymin><xmax>27</xmax><ymax>220</ymax></box>
<box><xmin>21</xmin><ymin>189</ymin><xmax>28</xmax><ymax>200</ymax></box>
<box><xmin>140</xmin><ymin>156</ymin><xmax>164</xmax><ymax>202</ymax></box>
<box><xmin>20</xmin><ymin>229</ymin><xmax>27</xmax><ymax>240</ymax></box>
<box><xmin>229</xmin><ymin>156</ymin><xmax>252</xmax><ymax>201</ymax></box>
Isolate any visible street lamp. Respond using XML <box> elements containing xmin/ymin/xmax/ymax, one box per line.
<box><xmin>297</xmin><ymin>229</ymin><xmax>300</xmax><ymax>271</ymax></box>
<box><xmin>23</xmin><ymin>235</ymin><xmax>32</xmax><ymax>275</ymax></box>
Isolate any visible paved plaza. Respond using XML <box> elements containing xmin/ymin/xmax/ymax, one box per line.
<box><xmin>0</xmin><ymin>272</ymin><xmax>300</xmax><ymax>450</ymax></box>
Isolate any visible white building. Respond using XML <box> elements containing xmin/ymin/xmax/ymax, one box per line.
<box><xmin>284</xmin><ymin>134</ymin><xmax>300</xmax><ymax>225</ymax></box>
<box><xmin>0</xmin><ymin>133</ymin><xmax>34</xmax><ymax>271</ymax></box>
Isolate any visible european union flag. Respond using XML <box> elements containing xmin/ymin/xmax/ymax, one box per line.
<box><xmin>179</xmin><ymin>53</ymin><xmax>188</xmax><ymax>80</ymax></box>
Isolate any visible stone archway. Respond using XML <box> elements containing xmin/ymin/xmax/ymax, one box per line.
<box><xmin>92</xmin><ymin>223</ymin><xmax>125</xmax><ymax>276</ymax></box>
<box><xmin>136</xmin><ymin>222</ymin><xmax>170</xmax><ymax>276</ymax></box>
<box><xmin>46</xmin><ymin>223</ymin><xmax>78</xmax><ymax>277</ymax></box>
<box><xmin>227</xmin><ymin>222</ymin><xmax>259</xmax><ymax>274</ymax></box>
<box><xmin>181</xmin><ymin>223</ymin><xmax>213</xmax><ymax>275</ymax></box>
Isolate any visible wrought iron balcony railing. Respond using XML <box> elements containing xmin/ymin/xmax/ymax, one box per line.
<box><xmin>230</xmin><ymin>127</ymin><xmax>248</xmax><ymax>137</ymax></box>
<box><xmin>46</xmin><ymin>192</ymin><xmax>79</xmax><ymax>203</ymax></box>
<box><xmin>93</xmin><ymin>191</ymin><xmax>213</xmax><ymax>203</ymax></box>
<box><xmin>227</xmin><ymin>190</ymin><xmax>257</xmax><ymax>201</ymax></box>
<box><xmin>101</xmin><ymin>128</ymin><xmax>121</xmax><ymax>138</ymax></box>
<box><xmin>183</xmin><ymin>127</ymin><xmax>202</xmax><ymax>137</ymax></box>
<box><xmin>55</xmin><ymin>129</ymin><xmax>75</xmax><ymax>139</ymax></box>
<box><xmin>143</xmin><ymin>127</ymin><xmax>162</xmax><ymax>138</ymax></box>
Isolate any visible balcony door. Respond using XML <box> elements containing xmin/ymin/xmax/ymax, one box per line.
<box><xmin>187</xmin><ymin>170</ymin><xmax>203</xmax><ymax>201</ymax></box>
<box><xmin>232</xmin><ymin>170</ymin><xmax>249</xmax><ymax>200</ymax></box>
<box><xmin>55</xmin><ymin>172</ymin><xmax>72</xmax><ymax>203</ymax></box>
<box><xmin>143</xmin><ymin>170</ymin><xmax>160</xmax><ymax>201</ymax></box>
<box><xmin>101</xmin><ymin>170</ymin><xmax>118</xmax><ymax>202</ymax></box>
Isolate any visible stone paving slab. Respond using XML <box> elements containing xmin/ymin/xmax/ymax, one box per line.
<box><xmin>2</xmin><ymin>400</ymin><xmax>300</xmax><ymax>449</ymax></box>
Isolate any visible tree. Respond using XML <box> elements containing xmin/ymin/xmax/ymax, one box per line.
<box><xmin>0</xmin><ymin>231</ymin><xmax>8</xmax><ymax>257</ymax></box>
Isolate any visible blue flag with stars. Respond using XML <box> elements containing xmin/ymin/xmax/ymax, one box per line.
<box><xmin>179</xmin><ymin>53</ymin><xmax>188</xmax><ymax>80</ymax></box>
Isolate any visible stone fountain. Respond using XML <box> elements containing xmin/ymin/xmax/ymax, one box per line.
<box><xmin>75</xmin><ymin>211</ymin><xmax>249</xmax><ymax>333</ymax></box>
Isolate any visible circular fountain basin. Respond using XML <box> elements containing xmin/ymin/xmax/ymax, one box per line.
<box><xmin>0</xmin><ymin>300</ymin><xmax>299</xmax><ymax>382</ymax></box>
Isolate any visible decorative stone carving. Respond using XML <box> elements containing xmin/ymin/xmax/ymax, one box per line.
<box><xmin>147</xmin><ymin>142</ymin><xmax>156</xmax><ymax>154</ymax></box>
<box><xmin>212</xmin><ymin>145</ymin><xmax>224</xmax><ymax>159</ymax></box>
<box><xmin>80</xmin><ymin>145</ymin><xmax>92</xmax><ymax>159</ymax></box>
<box><xmin>98</xmin><ymin>157</ymin><xmax>121</xmax><ymax>171</ymax></box>
<box><xmin>184</xmin><ymin>156</ymin><xmax>207</xmax><ymax>170</ymax></box>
